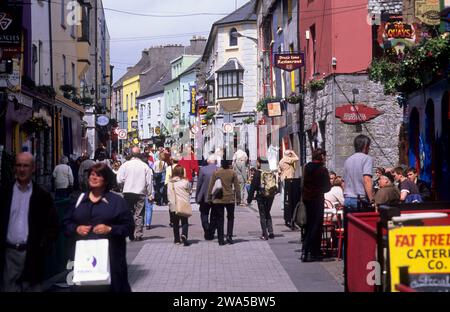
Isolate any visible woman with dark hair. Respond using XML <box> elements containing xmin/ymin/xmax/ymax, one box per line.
<box><xmin>207</xmin><ymin>159</ymin><xmax>241</xmax><ymax>245</ymax></box>
<box><xmin>63</xmin><ymin>163</ymin><xmax>134</xmax><ymax>292</ymax></box>
<box><xmin>167</xmin><ymin>165</ymin><xmax>192</xmax><ymax>246</ymax></box>
<box><xmin>301</xmin><ymin>148</ymin><xmax>331</xmax><ymax>262</ymax></box>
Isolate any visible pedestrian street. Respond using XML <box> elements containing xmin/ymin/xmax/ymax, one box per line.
<box><xmin>126</xmin><ymin>194</ymin><xmax>344</xmax><ymax>292</ymax></box>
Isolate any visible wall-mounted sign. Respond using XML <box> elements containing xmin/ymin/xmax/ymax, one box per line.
<box><xmin>189</xmin><ymin>86</ymin><xmax>197</xmax><ymax>116</ymax></box>
<box><xmin>267</xmin><ymin>102</ymin><xmax>282</xmax><ymax>117</ymax></box>
<box><xmin>99</xmin><ymin>85</ymin><xmax>110</xmax><ymax>99</ymax></box>
<box><xmin>0</xmin><ymin>58</ymin><xmax>19</xmax><ymax>90</ymax></box>
<box><xmin>166</xmin><ymin>112</ymin><xmax>174</xmax><ymax>119</ymax></box>
<box><xmin>378</xmin><ymin>15</ymin><xmax>419</xmax><ymax>51</ymax></box>
<box><xmin>155</xmin><ymin>126</ymin><xmax>161</xmax><ymax>135</ymax></box>
<box><xmin>389</xmin><ymin>226</ymin><xmax>450</xmax><ymax>292</ymax></box>
<box><xmin>335</xmin><ymin>104</ymin><xmax>382</xmax><ymax>124</ymax></box>
<box><xmin>415</xmin><ymin>0</ymin><xmax>441</xmax><ymax>25</ymax></box>
<box><xmin>198</xmin><ymin>106</ymin><xmax>208</xmax><ymax>115</ymax></box>
<box><xmin>190</xmin><ymin>124</ymin><xmax>199</xmax><ymax>134</ymax></box>
<box><xmin>96</xmin><ymin>115</ymin><xmax>110</xmax><ymax>126</ymax></box>
<box><xmin>274</xmin><ymin>53</ymin><xmax>304</xmax><ymax>71</ymax></box>
<box><xmin>131</xmin><ymin>120</ymin><xmax>138</xmax><ymax>129</ymax></box>
<box><xmin>0</xmin><ymin>6</ymin><xmax>22</xmax><ymax>50</ymax></box>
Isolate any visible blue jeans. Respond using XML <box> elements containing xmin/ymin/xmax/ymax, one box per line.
<box><xmin>344</xmin><ymin>197</ymin><xmax>359</xmax><ymax>213</ymax></box>
<box><xmin>145</xmin><ymin>197</ymin><xmax>153</xmax><ymax>226</ymax></box>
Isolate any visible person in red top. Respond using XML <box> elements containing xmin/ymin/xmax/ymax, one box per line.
<box><xmin>178</xmin><ymin>145</ymin><xmax>199</xmax><ymax>184</ymax></box>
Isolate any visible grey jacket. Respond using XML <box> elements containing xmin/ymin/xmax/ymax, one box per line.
<box><xmin>195</xmin><ymin>164</ymin><xmax>217</xmax><ymax>203</ymax></box>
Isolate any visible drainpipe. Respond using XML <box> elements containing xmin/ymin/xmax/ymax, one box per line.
<box><xmin>48</xmin><ymin>0</ymin><xmax>55</xmax><ymax>171</ymax></box>
<box><xmin>297</xmin><ymin>0</ymin><xmax>306</xmax><ymax>166</ymax></box>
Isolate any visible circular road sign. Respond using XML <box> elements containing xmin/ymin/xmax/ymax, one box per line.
<box><xmin>117</xmin><ymin>129</ymin><xmax>127</xmax><ymax>140</ymax></box>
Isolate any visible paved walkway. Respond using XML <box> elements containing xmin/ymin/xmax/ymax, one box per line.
<box><xmin>127</xmin><ymin>193</ymin><xmax>344</xmax><ymax>292</ymax></box>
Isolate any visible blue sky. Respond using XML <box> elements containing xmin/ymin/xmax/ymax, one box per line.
<box><xmin>104</xmin><ymin>0</ymin><xmax>250</xmax><ymax>82</ymax></box>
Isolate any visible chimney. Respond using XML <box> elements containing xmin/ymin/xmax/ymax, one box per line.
<box><xmin>189</xmin><ymin>36</ymin><xmax>207</xmax><ymax>55</ymax></box>
<box><xmin>127</xmin><ymin>67</ymin><xmax>133</xmax><ymax>71</ymax></box>
<box><xmin>142</xmin><ymin>48</ymin><xmax>149</xmax><ymax>58</ymax></box>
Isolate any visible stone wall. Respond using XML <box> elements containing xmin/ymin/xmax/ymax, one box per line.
<box><xmin>303</xmin><ymin>74</ymin><xmax>403</xmax><ymax>175</ymax></box>
<box><xmin>368</xmin><ymin>0</ymin><xmax>402</xmax><ymax>14</ymax></box>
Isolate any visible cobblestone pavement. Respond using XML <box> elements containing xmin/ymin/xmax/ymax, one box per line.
<box><xmin>127</xmin><ymin>193</ymin><xmax>344</xmax><ymax>292</ymax></box>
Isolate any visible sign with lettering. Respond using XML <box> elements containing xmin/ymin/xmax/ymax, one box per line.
<box><xmin>388</xmin><ymin>226</ymin><xmax>450</xmax><ymax>292</ymax></box>
<box><xmin>415</xmin><ymin>0</ymin><xmax>441</xmax><ymax>25</ymax></box>
<box><xmin>189</xmin><ymin>86</ymin><xmax>196</xmax><ymax>116</ymax></box>
<box><xmin>0</xmin><ymin>6</ymin><xmax>22</xmax><ymax>49</ymax></box>
<box><xmin>335</xmin><ymin>104</ymin><xmax>382</xmax><ymax>124</ymax></box>
<box><xmin>198</xmin><ymin>106</ymin><xmax>208</xmax><ymax>115</ymax></box>
<box><xmin>274</xmin><ymin>53</ymin><xmax>304</xmax><ymax>72</ymax></box>
<box><xmin>378</xmin><ymin>15</ymin><xmax>419</xmax><ymax>50</ymax></box>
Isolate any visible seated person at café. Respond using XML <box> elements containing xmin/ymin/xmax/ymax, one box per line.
<box><xmin>374</xmin><ymin>172</ymin><xmax>400</xmax><ymax>209</ymax></box>
<box><xmin>324</xmin><ymin>176</ymin><xmax>344</xmax><ymax>208</ymax></box>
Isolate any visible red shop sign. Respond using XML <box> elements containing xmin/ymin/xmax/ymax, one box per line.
<box><xmin>274</xmin><ymin>53</ymin><xmax>304</xmax><ymax>72</ymax></box>
<box><xmin>335</xmin><ymin>104</ymin><xmax>383</xmax><ymax>124</ymax></box>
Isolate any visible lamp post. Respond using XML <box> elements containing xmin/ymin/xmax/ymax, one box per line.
<box><xmin>231</xmin><ymin>31</ymin><xmax>258</xmax><ymax>44</ymax></box>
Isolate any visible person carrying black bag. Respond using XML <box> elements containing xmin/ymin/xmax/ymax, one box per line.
<box><xmin>247</xmin><ymin>158</ymin><xmax>275</xmax><ymax>240</ymax></box>
<box><xmin>301</xmin><ymin>148</ymin><xmax>331</xmax><ymax>262</ymax></box>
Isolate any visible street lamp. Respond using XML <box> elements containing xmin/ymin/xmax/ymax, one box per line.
<box><xmin>231</xmin><ymin>31</ymin><xmax>258</xmax><ymax>44</ymax></box>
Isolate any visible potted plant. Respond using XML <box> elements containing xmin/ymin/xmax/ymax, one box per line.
<box><xmin>242</xmin><ymin>117</ymin><xmax>255</xmax><ymax>124</ymax></box>
<box><xmin>205</xmin><ymin>111</ymin><xmax>215</xmax><ymax>123</ymax></box>
<box><xmin>60</xmin><ymin>84</ymin><xmax>78</xmax><ymax>100</ymax></box>
<box><xmin>36</xmin><ymin>85</ymin><xmax>56</xmax><ymax>98</ymax></box>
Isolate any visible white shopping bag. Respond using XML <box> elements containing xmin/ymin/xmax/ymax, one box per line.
<box><xmin>72</xmin><ymin>239</ymin><xmax>111</xmax><ymax>286</ymax></box>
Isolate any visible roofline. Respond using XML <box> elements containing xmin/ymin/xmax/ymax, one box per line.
<box><xmin>202</xmin><ymin>20</ymin><xmax>256</xmax><ymax>62</ymax></box>
<box><xmin>136</xmin><ymin>89</ymin><xmax>164</xmax><ymax>100</ymax></box>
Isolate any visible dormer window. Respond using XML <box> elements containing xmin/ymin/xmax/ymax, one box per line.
<box><xmin>229</xmin><ymin>28</ymin><xmax>238</xmax><ymax>46</ymax></box>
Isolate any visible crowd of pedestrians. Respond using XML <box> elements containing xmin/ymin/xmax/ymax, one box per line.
<box><xmin>0</xmin><ymin>134</ymin><xmax>436</xmax><ymax>292</ymax></box>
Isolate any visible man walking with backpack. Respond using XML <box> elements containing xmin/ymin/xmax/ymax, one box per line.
<box><xmin>247</xmin><ymin>158</ymin><xmax>277</xmax><ymax>240</ymax></box>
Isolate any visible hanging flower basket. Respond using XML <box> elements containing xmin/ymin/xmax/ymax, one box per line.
<box><xmin>242</xmin><ymin>117</ymin><xmax>255</xmax><ymax>124</ymax></box>
<box><xmin>307</xmin><ymin>79</ymin><xmax>325</xmax><ymax>92</ymax></box>
<box><xmin>287</xmin><ymin>93</ymin><xmax>302</xmax><ymax>104</ymax></box>
<box><xmin>22</xmin><ymin>117</ymin><xmax>50</xmax><ymax>135</ymax></box>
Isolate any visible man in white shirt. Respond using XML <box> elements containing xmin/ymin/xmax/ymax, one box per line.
<box><xmin>117</xmin><ymin>146</ymin><xmax>153</xmax><ymax>241</ymax></box>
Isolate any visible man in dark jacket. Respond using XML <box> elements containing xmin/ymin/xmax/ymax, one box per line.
<box><xmin>406</xmin><ymin>168</ymin><xmax>431</xmax><ymax>201</ymax></box>
<box><xmin>195</xmin><ymin>154</ymin><xmax>217</xmax><ymax>240</ymax></box>
<box><xmin>301</xmin><ymin>148</ymin><xmax>331</xmax><ymax>262</ymax></box>
<box><xmin>0</xmin><ymin>152</ymin><xmax>59</xmax><ymax>291</ymax></box>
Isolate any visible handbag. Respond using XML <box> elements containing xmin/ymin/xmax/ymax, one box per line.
<box><xmin>72</xmin><ymin>239</ymin><xmax>111</xmax><ymax>286</ymax></box>
<box><xmin>171</xmin><ymin>182</ymin><xmax>192</xmax><ymax>218</ymax></box>
<box><xmin>211</xmin><ymin>177</ymin><xmax>223</xmax><ymax>199</ymax></box>
<box><xmin>293</xmin><ymin>165</ymin><xmax>307</xmax><ymax>227</ymax></box>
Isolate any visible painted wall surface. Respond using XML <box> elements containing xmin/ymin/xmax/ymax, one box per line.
<box><xmin>123</xmin><ymin>75</ymin><xmax>140</xmax><ymax>132</ymax></box>
<box><xmin>31</xmin><ymin>0</ymin><xmax>51</xmax><ymax>85</ymax></box>
<box><xmin>215</xmin><ymin>23</ymin><xmax>258</xmax><ymax>113</ymax></box>
<box><xmin>138</xmin><ymin>92</ymin><xmax>165</xmax><ymax>140</ymax></box>
<box><xmin>163</xmin><ymin>79</ymin><xmax>180</xmax><ymax>134</ymax></box>
<box><xmin>299</xmin><ymin>0</ymin><xmax>371</xmax><ymax>83</ymax></box>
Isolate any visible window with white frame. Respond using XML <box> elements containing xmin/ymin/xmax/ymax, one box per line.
<box><xmin>217</xmin><ymin>71</ymin><xmax>243</xmax><ymax>99</ymax></box>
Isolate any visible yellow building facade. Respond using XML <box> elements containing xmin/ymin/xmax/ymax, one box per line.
<box><xmin>122</xmin><ymin>75</ymin><xmax>140</xmax><ymax>134</ymax></box>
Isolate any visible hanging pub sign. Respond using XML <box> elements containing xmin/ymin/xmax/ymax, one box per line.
<box><xmin>378</xmin><ymin>15</ymin><xmax>419</xmax><ymax>51</ymax></box>
<box><xmin>0</xmin><ymin>6</ymin><xmax>22</xmax><ymax>55</ymax></box>
<box><xmin>198</xmin><ymin>106</ymin><xmax>208</xmax><ymax>115</ymax></box>
<box><xmin>189</xmin><ymin>86</ymin><xmax>197</xmax><ymax>116</ymax></box>
<box><xmin>335</xmin><ymin>104</ymin><xmax>382</xmax><ymax>124</ymax></box>
<box><xmin>274</xmin><ymin>53</ymin><xmax>304</xmax><ymax>72</ymax></box>
<box><xmin>267</xmin><ymin>102</ymin><xmax>282</xmax><ymax>117</ymax></box>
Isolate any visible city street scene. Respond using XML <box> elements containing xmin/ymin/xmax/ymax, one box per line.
<box><xmin>1</xmin><ymin>0</ymin><xmax>450</xmax><ymax>301</ymax></box>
